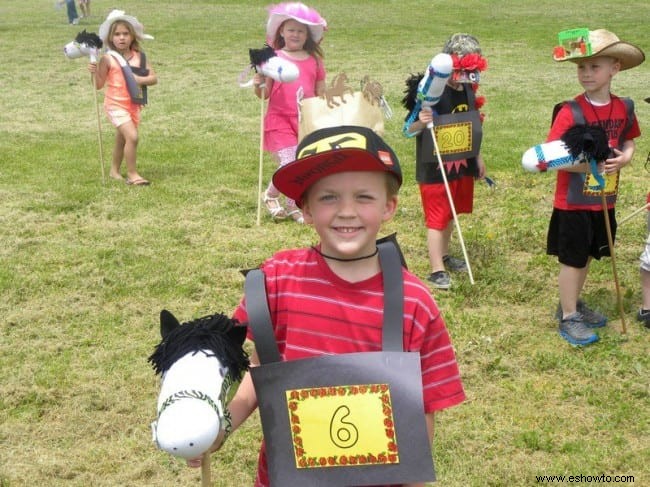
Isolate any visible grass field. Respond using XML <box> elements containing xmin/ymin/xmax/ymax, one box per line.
<box><xmin>1</xmin><ymin>0</ymin><xmax>649</xmax><ymax>485</ymax></box>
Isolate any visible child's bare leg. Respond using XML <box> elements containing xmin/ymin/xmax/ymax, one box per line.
<box><xmin>118</xmin><ymin>121</ymin><xmax>144</xmax><ymax>181</ymax></box>
<box><xmin>110</xmin><ymin>130</ymin><xmax>125</xmax><ymax>180</ymax></box>
<box><xmin>558</xmin><ymin>263</ymin><xmax>588</xmax><ymax>318</ymax></box>
<box><xmin>427</xmin><ymin>225</ymin><xmax>452</xmax><ymax>273</ymax></box>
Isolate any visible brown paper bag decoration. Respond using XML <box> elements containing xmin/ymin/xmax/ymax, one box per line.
<box><xmin>298</xmin><ymin>73</ymin><xmax>392</xmax><ymax>141</ymax></box>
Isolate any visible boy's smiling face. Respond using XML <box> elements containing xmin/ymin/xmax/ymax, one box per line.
<box><xmin>302</xmin><ymin>171</ymin><xmax>397</xmax><ymax>261</ymax></box>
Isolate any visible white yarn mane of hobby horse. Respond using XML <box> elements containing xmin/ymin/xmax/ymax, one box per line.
<box><xmin>149</xmin><ymin>310</ymin><xmax>249</xmax><ymax>460</ymax></box>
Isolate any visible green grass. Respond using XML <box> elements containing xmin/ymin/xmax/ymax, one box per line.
<box><xmin>1</xmin><ymin>0</ymin><xmax>649</xmax><ymax>485</ymax></box>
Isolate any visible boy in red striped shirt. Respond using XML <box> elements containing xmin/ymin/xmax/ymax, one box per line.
<box><xmin>189</xmin><ymin>125</ymin><xmax>465</xmax><ymax>486</ymax></box>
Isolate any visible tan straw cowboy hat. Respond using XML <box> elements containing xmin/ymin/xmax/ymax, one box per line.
<box><xmin>554</xmin><ymin>28</ymin><xmax>644</xmax><ymax>70</ymax></box>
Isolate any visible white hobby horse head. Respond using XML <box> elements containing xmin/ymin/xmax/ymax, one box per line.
<box><xmin>239</xmin><ymin>44</ymin><xmax>299</xmax><ymax>87</ymax></box>
<box><xmin>149</xmin><ymin>310</ymin><xmax>249</xmax><ymax>459</ymax></box>
<box><xmin>63</xmin><ymin>30</ymin><xmax>103</xmax><ymax>62</ymax></box>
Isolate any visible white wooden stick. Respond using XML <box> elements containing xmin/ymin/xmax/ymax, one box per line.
<box><xmin>617</xmin><ymin>202</ymin><xmax>650</xmax><ymax>226</ymax></box>
<box><xmin>256</xmin><ymin>85</ymin><xmax>266</xmax><ymax>226</ymax></box>
<box><xmin>90</xmin><ymin>73</ymin><xmax>106</xmax><ymax>185</ymax></box>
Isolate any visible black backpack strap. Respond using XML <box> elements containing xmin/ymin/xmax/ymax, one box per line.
<box><xmin>567</xmin><ymin>99</ymin><xmax>584</xmax><ymax>125</ymax></box>
<box><xmin>244</xmin><ymin>269</ymin><xmax>281</xmax><ymax>364</ymax></box>
<box><xmin>376</xmin><ymin>232</ymin><xmax>407</xmax><ymax>269</ymax></box>
<box><xmin>551</xmin><ymin>100</ymin><xmax>584</xmax><ymax>127</ymax></box>
<box><xmin>620</xmin><ymin>97</ymin><xmax>635</xmax><ymax>141</ymax></box>
<box><xmin>378</xmin><ymin>241</ymin><xmax>405</xmax><ymax>352</ymax></box>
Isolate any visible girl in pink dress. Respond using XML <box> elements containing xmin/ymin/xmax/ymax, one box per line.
<box><xmin>253</xmin><ymin>2</ymin><xmax>327</xmax><ymax>223</ymax></box>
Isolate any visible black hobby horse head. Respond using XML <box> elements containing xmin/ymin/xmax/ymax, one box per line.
<box><xmin>249</xmin><ymin>44</ymin><xmax>276</xmax><ymax>70</ymax></box>
<box><xmin>560</xmin><ymin>124</ymin><xmax>610</xmax><ymax>162</ymax></box>
<box><xmin>75</xmin><ymin>30</ymin><xmax>103</xmax><ymax>49</ymax></box>
<box><xmin>148</xmin><ymin>309</ymin><xmax>249</xmax><ymax>381</ymax></box>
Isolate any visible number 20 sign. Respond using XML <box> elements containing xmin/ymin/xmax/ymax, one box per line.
<box><xmin>286</xmin><ymin>384</ymin><xmax>399</xmax><ymax>469</ymax></box>
<box><xmin>432</xmin><ymin>110</ymin><xmax>482</xmax><ymax>161</ymax></box>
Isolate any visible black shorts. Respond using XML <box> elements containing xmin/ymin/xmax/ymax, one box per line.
<box><xmin>546</xmin><ymin>208</ymin><xmax>617</xmax><ymax>268</ymax></box>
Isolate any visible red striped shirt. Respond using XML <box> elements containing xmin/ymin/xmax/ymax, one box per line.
<box><xmin>233</xmin><ymin>247</ymin><xmax>465</xmax><ymax>487</ymax></box>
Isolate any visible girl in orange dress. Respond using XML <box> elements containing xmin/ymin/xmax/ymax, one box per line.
<box><xmin>89</xmin><ymin>10</ymin><xmax>157</xmax><ymax>185</ymax></box>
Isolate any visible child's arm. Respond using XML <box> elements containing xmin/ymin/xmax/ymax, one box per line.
<box><xmin>315</xmin><ymin>79</ymin><xmax>326</xmax><ymax>97</ymax></box>
<box><xmin>475</xmin><ymin>153</ymin><xmax>486</xmax><ymax>179</ymax></box>
<box><xmin>88</xmin><ymin>54</ymin><xmax>109</xmax><ymax>89</ymax></box>
<box><xmin>604</xmin><ymin>139</ymin><xmax>635</xmax><ymax>174</ymax></box>
<box><xmin>404</xmin><ymin>108</ymin><xmax>433</xmax><ymax>137</ymax></box>
<box><xmin>221</xmin><ymin>353</ymin><xmax>260</xmax><ymax>431</ymax></box>
<box><xmin>402</xmin><ymin>412</ymin><xmax>435</xmax><ymax>487</ymax></box>
<box><xmin>186</xmin><ymin>347</ymin><xmax>260</xmax><ymax>468</ymax></box>
<box><xmin>253</xmin><ymin>73</ymin><xmax>271</xmax><ymax>99</ymax></box>
<box><xmin>134</xmin><ymin>59</ymin><xmax>157</xmax><ymax>87</ymax></box>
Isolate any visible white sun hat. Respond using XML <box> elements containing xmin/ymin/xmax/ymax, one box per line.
<box><xmin>99</xmin><ymin>9</ymin><xmax>154</xmax><ymax>43</ymax></box>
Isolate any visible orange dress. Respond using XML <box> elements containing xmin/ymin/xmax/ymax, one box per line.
<box><xmin>103</xmin><ymin>50</ymin><xmax>142</xmax><ymax>126</ymax></box>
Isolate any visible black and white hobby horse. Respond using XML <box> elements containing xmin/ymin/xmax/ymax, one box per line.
<box><xmin>149</xmin><ymin>309</ymin><xmax>249</xmax><ymax>460</ymax></box>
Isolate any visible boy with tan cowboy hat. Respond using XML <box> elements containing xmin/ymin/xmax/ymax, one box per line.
<box><xmin>547</xmin><ymin>28</ymin><xmax>645</xmax><ymax>346</ymax></box>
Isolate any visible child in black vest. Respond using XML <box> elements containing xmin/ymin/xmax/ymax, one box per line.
<box><xmin>403</xmin><ymin>34</ymin><xmax>487</xmax><ymax>290</ymax></box>
<box><xmin>547</xmin><ymin>28</ymin><xmax>645</xmax><ymax>345</ymax></box>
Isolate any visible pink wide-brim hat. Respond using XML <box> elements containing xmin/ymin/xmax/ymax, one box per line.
<box><xmin>99</xmin><ymin>9</ymin><xmax>154</xmax><ymax>43</ymax></box>
<box><xmin>266</xmin><ymin>2</ymin><xmax>327</xmax><ymax>44</ymax></box>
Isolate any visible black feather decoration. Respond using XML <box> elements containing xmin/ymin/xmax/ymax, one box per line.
<box><xmin>249</xmin><ymin>44</ymin><xmax>276</xmax><ymax>68</ymax></box>
<box><xmin>148</xmin><ymin>310</ymin><xmax>249</xmax><ymax>381</ymax></box>
<box><xmin>74</xmin><ymin>30</ymin><xmax>103</xmax><ymax>49</ymax></box>
<box><xmin>560</xmin><ymin>124</ymin><xmax>610</xmax><ymax>162</ymax></box>
<box><xmin>402</xmin><ymin>73</ymin><xmax>424</xmax><ymax>112</ymax></box>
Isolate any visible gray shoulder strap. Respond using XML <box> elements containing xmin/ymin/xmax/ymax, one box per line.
<box><xmin>378</xmin><ymin>241</ymin><xmax>405</xmax><ymax>352</ymax></box>
<box><xmin>567</xmin><ymin>100</ymin><xmax>584</xmax><ymax>125</ymax></box>
<box><xmin>244</xmin><ymin>269</ymin><xmax>281</xmax><ymax>364</ymax></box>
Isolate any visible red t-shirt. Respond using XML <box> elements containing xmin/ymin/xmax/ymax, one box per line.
<box><xmin>547</xmin><ymin>93</ymin><xmax>640</xmax><ymax>211</ymax></box>
<box><xmin>233</xmin><ymin>246</ymin><xmax>465</xmax><ymax>487</ymax></box>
